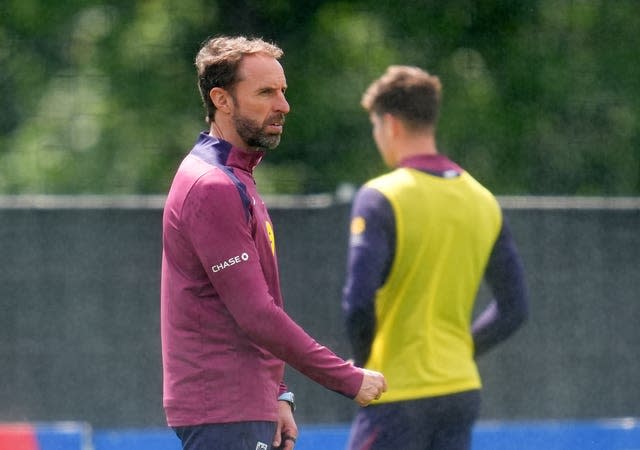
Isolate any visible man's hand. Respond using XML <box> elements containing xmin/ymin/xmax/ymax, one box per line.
<box><xmin>273</xmin><ymin>399</ymin><xmax>298</xmax><ymax>449</ymax></box>
<box><xmin>354</xmin><ymin>368</ymin><xmax>387</xmax><ymax>406</ymax></box>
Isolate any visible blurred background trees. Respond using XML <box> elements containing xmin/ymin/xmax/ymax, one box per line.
<box><xmin>1</xmin><ymin>0</ymin><xmax>638</xmax><ymax>195</ymax></box>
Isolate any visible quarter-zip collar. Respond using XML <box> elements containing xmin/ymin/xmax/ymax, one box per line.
<box><xmin>190</xmin><ymin>132</ymin><xmax>265</xmax><ymax>174</ymax></box>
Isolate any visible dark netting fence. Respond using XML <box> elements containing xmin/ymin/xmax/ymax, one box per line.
<box><xmin>0</xmin><ymin>196</ymin><xmax>638</xmax><ymax>427</ymax></box>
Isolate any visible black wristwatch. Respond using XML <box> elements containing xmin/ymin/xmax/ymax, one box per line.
<box><xmin>278</xmin><ymin>392</ymin><xmax>296</xmax><ymax>412</ymax></box>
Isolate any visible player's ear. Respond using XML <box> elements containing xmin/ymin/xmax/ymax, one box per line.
<box><xmin>383</xmin><ymin>113</ymin><xmax>401</xmax><ymax>137</ymax></box>
<box><xmin>209</xmin><ymin>87</ymin><xmax>232</xmax><ymax>114</ymax></box>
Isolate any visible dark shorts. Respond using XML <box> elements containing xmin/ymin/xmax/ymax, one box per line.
<box><xmin>174</xmin><ymin>421</ymin><xmax>277</xmax><ymax>450</ymax></box>
<box><xmin>346</xmin><ymin>389</ymin><xmax>481</xmax><ymax>450</ymax></box>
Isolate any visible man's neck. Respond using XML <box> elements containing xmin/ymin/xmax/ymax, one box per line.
<box><xmin>393</xmin><ymin>133</ymin><xmax>438</xmax><ymax>164</ymax></box>
<box><xmin>209</xmin><ymin>121</ymin><xmax>247</xmax><ymax>150</ymax></box>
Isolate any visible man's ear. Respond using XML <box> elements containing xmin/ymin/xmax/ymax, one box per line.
<box><xmin>209</xmin><ymin>87</ymin><xmax>232</xmax><ymax>114</ymax></box>
<box><xmin>384</xmin><ymin>113</ymin><xmax>401</xmax><ymax>137</ymax></box>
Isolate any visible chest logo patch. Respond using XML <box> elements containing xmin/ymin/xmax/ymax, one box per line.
<box><xmin>265</xmin><ymin>220</ymin><xmax>276</xmax><ymax>255</ymax></box>
<box><xmin>351</xmin><ymin>216</ymin><xmax>366</xmax><ymax>235</ymax></box>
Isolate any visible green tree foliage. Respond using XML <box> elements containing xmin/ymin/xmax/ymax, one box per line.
<box><xmin>0</xmin><ymin>0</ymin><xmax>638</xmax><ymax>195</ymax></box>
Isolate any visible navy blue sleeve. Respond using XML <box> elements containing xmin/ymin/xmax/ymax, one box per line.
<box><xmin>472</xmin><ymin>218</ymin><xmax>529</xmax><ymax>356</ymax></box>
<box><xmin>342</xmin><ymin>187</ymin><xmax>395</xmax><ymax>367</ymax></box>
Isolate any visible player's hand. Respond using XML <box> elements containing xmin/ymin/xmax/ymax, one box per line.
<box><xmin>273</xmin><ymin>399</ymin><xmax>298</xmax><ymax>449</ymax></box>
<box><xmin>354</xmin><ymin>368</ymin><xmax>387</xmax><ymax>406</ymax></box>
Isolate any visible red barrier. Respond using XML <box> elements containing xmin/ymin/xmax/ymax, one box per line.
<box><xmin>0</xmin><ymin>423</ymin><xmax>38</xmax><ymax>450</ymax></box>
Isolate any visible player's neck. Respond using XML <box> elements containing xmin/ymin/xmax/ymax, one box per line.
<box><xmin>394</xmin><ymin>133</ymin><xmax>438</xmax><ymax>163</ymax></box>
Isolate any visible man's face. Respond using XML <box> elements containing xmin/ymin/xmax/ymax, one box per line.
<box><xmin>230</xmin><ymin>53</ymin><xmax>290</xmax><ymax>150</ymax></box>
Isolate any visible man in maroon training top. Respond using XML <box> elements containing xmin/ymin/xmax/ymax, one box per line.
<box><xmin>161</xmin><ymin>36</ymin><xmax>387</xmax><ymax>450</ymax></box>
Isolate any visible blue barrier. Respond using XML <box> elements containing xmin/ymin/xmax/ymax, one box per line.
<box><xmin>35</xmin><ymin>422</ymin><xmax>91</xmax><ymax>450</ymax></box>
<box><xmin>296</xmin><ymin>425</ymin><xmax>353</xmax><ymax>450</ymax></box>
<box><xmin>93</xmin><ymin>428</ymin><xmax>181</xmax><ymax>450</ymax></box>
<box><xmin>4</xmin><ymin>419</ymin><xmax>637</xmax><ymax>450</ymax></box>
<box><xmin>471</xmin><ymin>419</ymin><xmax>640</xmax><ymax>450</ymax></box>
<box><xmin>90</xmin><ymin>419</ymin><xmax>640</xmax><ymax>450</ymax></box>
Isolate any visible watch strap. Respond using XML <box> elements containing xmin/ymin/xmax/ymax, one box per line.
<box><xmin>278</xmin><ymin>391</ymin><xmax>295</xmax><ymax>412</ymax></box>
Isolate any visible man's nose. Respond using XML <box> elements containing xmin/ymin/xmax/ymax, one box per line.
<box><xmin>275</xmin><ymin>92</ymin><xmax>290</xmax><ymax>114</ymax></box>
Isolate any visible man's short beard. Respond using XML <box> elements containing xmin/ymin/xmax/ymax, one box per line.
<box><xmin>233</xmin><ymin>113</ymin><xmax>282</xmax><ymax>150</ymax></box>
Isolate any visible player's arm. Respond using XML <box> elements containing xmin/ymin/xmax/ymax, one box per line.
<box><xmin>184</xmin><ymin>175</ymin><xmax>366</xmax><ymax>399</ymax></box>
<box><xmin>342</xmin><ymin>186</ymin><xmax>395</xmax><ymax>367</ymax></box>
<box><xmin>472</xmin><ymin>219</ymin><xmax>529</xmax><ymax>356</ymax></box>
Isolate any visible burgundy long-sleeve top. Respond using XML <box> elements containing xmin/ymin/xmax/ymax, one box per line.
<box><xmin>161</xmin><ymin>133</ymin><xmax>362</xmax><ymax>426</ymax></box>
